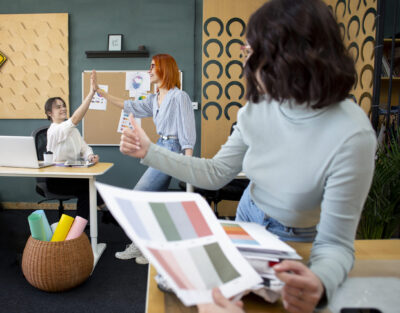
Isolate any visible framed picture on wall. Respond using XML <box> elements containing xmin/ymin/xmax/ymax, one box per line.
<box><xmin>108</xmin><ymin>34</ymin><xmax>123</xmax><ymax>51</ymax></box>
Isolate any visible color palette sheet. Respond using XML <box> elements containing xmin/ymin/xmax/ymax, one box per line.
<box><xmin>115</xmin><ymin>198</ymin><xmax>212</xmax><ymax>242</ymax></box>
<box><xmin>95</xmin><ymin>182</ymin><xmax>262</xmax><ymax>305</ymax></box>
<box><xmin>220</xmin><ymin>221</ymin><xmax>301</xmax><ymax>260</ymax></box>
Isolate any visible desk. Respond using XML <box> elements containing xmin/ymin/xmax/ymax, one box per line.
<box><xmin>145</xmin><ymin>239</ymin><xmax>400</xmax><ymax>313</ymax></box>
<box><xmin>0</xmin><ymin>162</ymin><xmax>114</xmax><ymax>269</ymax></box>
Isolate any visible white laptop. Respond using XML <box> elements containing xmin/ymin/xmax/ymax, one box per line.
<box><xmin>0</xmin><ymin>136</ymin><xmax>54</xmax><ymax>168</ymax></box>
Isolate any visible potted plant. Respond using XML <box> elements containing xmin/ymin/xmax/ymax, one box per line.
<box><xmin>358</xmin><ymin>129</ymin><xmax>400</xmax><ymax>239</ymax></box>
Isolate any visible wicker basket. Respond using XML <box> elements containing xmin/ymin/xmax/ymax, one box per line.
<box><xmin>21</xmin><ymin>233</ymin><xmax>94</xmax><ymax>292</ymax></box>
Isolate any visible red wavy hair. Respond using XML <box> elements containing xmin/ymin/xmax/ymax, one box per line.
<box><xmin>153</xmin><ymin>54</ymin><xmax>181</xmax><ymax>90</ymax></box>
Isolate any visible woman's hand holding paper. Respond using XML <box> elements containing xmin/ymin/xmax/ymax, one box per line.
<box><xmin>197</xmin><ymin>288</ymin><xmax>245</xmax><ymax>313</ymax></box>
<box><xmin>273</xmin><ymin>260</ymin><xmax>324</xmax><ymax>313</ymax></box>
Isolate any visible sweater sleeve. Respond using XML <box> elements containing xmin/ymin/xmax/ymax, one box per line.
<box><xmin>309</xmin><ymin>130</ymin><xmax>377</xmax><ymax>303</ymax></box>
<box><xmin>142</xmin><ymin>124</ymin><xmax>248</xmax><ymax>189</ymax></box>
<box><xmin>46</xmin><ymin>119</ymin><xmax>76</xmax><ymax>152</ymax></box>
<box><xmin>79</xmin><ymin>136</ymin><xmax>94</xmax><ymax>161</ymax></box>
<box><xmin>124</xmin><ymin>94</ymin><xmax>155</xmax><ymax>118</ymax></box>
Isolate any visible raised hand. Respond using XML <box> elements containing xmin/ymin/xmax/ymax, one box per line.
<box><xmin>120</xmin><ymin>113</ymin><xmax>151</xmax><ymax>159</ymax></box>
<box><xmin>273</xmin><ymin>260</ymin><xmax>324</xmax><ymax>313</ymax></box>
<box><xmin>90</xmin><ymin>69</ymin><xmax>97</xmax><ymax>94</ymax></box>
<box><xmin>197</xmin><ymin>288</ymin><xmax>244</xmax><ymax>313</ymax></box>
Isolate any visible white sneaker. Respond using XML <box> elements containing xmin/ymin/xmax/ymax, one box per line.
<box><xmin>155</xmin><ymin>274</ymin><xmax>173</xmax><ymax>293</ymax></box>
<box><xmin>115</xmin><ymin>243</ymin><xmax>142</xmax><ymax>260</ymax></box>
<box><xmin>135</xmin><ymin>254</ymin><xmax>149</xmax><ymax>265</ymax></box>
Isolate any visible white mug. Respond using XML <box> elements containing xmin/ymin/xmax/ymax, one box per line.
<box><xmin>43</xmin><ymin>153</ymin><xmax>54</xmax><ymax>164</ymax></box>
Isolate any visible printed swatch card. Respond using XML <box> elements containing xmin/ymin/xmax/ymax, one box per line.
<box><xmin>95</xmin><ymin>182</ymin><xmax>262</xmax><ymax>306</ymax></box>
<box><xmin>90</xmin><ymin>84</ymin><xmax>108</xmax><ymax>110</ymax></box>
<box><xmin>117</xmin><ymin>110</ymin><xmax>141</xmax><ymax>133</ymax></box>
<box><xmin>220</xmin><ymin>221</ymin><xmax>301</xmax><ymax>260</ymax></box>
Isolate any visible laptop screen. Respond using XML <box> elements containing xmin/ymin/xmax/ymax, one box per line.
<box><xmin>0</xmin><ymin>136</ymin><xmax>44</xmax><ymax>168</ymax></box>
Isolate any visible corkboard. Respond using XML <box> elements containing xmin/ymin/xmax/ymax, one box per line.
<box><xmin>82</xmin><ymin>71</ymin><xmax>182</xmax><ymax>145</ymax></box>
<box><xmin>0</xmin><ymin>13</ymin><xmax>69</xmax><ymax>119</ymax></box>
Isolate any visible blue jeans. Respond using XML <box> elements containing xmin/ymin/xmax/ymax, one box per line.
<box><xmin>236</xmin><ymin>186</ymin><xmax>317</xmax><ymax>242</ymax></box>
<box><xmin>134</xmin><ymin>138</ymin><xmax>181</xmax><ymax>191</ymax></box>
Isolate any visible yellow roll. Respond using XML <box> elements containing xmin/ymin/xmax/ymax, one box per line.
<box><xmin>51</xmin><ymin>214</ymin><xmax>74</xmax><ymax>242</ymax></box>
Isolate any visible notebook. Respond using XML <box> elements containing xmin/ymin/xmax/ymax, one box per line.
<box><xmin>0</xmin><ymin>136</ymin><xmax>54</xmax><ymax>168</ymax></box>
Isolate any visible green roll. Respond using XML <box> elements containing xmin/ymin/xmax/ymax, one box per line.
<box><xmin>28</xmin><ymin>213</ymin><xmax>47</xmax><ymax>241</ymax></box>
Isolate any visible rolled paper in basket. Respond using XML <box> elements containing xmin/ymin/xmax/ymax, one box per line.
<box><xmin>65</xmin><ymin>216</ymin><xmax>88</xmax><ymax>240</ymax></box>
<box><xmin>50</xmin><ymin>222</ymin><xmax>58</xmax><ymax>233</ymax></box>
<box><xmin>51</xmin><ymin>214</ymin><xmax>74</xmax><ymax>242</ymax></box>
<box><xmin>28</xmin><ymin>213</ymin><xmax>47</xmax><ymax>241</ymax></box>
<box><xmin>33</xmin><ymin>209</ymin><xmax>53</xmax><ymax>241</ymax></box>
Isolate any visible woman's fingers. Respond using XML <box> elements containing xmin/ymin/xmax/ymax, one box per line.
<box><xmin>273</xmin><ymin>261</ymin><xmax>324</xmax><ymax>313</ymax></box>
<box><xmin>120</xmin><ymin>140</ymin><xmax>140</xmax><ymax>154</ymax></box>
<box><xmin>212</xmin><ymin>288</ymin><xmax>231</xmax><ymax>307</ymax></box>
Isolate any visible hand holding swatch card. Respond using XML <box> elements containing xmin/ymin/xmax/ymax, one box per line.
<box><xmin>95</xmin><ymin>182</ymin><xmax>262</xmax><ymax>306</ymax></box>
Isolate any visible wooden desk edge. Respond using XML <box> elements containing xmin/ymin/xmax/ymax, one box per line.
<box><xmin>146</xmin><ymin>265</ymin><xmax>165</xmax><ymax>313</ymax></box>
<box><xmin>0</xmin><ymin>162</ymin><xmax>114</xmax><ymax>177</ymax></box>
<box><xmin>145</xmin><ymin>239</ymin><xmax>400</xmax><ymax>313</ymax></box>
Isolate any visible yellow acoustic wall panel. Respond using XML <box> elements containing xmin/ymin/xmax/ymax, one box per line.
<box><xmin>325</xmin><ymin>0</ymin><xmax>377</xmax><ymax>116</ymax></box>
<box><xmin>201</xmin><ymin>0</ymin><xmax>266</xmax><ymax>158</ymax></box>
<box><xmin>0</xmin><ymin>13</ymin><xmax>69</xmax><ymax>119</ymax></box>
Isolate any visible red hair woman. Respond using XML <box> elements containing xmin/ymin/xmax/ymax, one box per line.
<box><xmin>95</xmin><ymin>54</ymin><xmax>196</xmax><ymax>264</ymax></box>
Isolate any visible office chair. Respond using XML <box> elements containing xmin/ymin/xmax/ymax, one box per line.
<box><xmin>179</xmin><ymin>122</ymin><xmax>249</xmax><ymax>218</ymax></box>
<box><xmin>31</xmin><ymin>126</ymin><xmax>74</xmax><ymax>218</ymax></box>
<box><xmin>179</xmin><ymin>178</ymin><xmax>249</xmax><ymax>218</ymax></box>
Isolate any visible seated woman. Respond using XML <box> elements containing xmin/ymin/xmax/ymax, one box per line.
<box><xmin>44</xmin><ymin>70</ymin><xmax>106</xmax><ymax>220</ymax></box>
<box><xmin>119</xmin><ymin>0</ymin><xmax>377</xmax><ymax>312</ymax></box>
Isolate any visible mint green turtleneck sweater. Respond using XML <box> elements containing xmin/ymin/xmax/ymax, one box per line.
<box><xmin>142</xmin><ymin>98</ymin><xmax>377</xmax><ymax>302</ymax></box>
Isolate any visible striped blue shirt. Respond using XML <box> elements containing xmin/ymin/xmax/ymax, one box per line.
<box><xmin>124</xmin><ymin>87</ymin><xmax>196</xmax><ymax>150</ymax></box>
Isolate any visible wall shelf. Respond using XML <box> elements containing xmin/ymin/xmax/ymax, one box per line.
<box><xmin>85</xmin><ymin>50</ymin><xmax>149</xmax><ymax>58</ymax></box>
<box><xmin>381</xmin><ymin>77</ymin><xmax>400</xmax><ymax>81</ymax></box>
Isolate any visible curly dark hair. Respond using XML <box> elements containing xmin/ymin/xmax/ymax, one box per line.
<box><xmin>44</xmin><ymin>97</ymin><xmax>66</xmax><ymax>121</ymax></box>
<box><xmin>244</xmin><ymin>0</ymin><xmax>356</xmax><ymax>108</ymax></box>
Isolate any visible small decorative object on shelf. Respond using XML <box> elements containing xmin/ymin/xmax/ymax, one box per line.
<box><xmin>108</xmin><ymin>34</ymin><xmax>123</xmax><ymax>51</ymax></box>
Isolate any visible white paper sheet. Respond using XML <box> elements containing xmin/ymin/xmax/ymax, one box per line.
<box><xmin>126</xmin><ymin>71</ymin><xmax>150</xmax><ymax>94</ymax></box>
<box><xmin>117</xmin><ymin>110</ymin><xmax>141</xmax><ymax>133</ymax></box>
<box><xmin>95</xmin><ymin>182</ymin><xmax>262</xmax><ymax>306</ymax></box>
<box><xmin>89</xmin><ymin>84</ymin><xmax>108</xmax><ymax>110</ymax></box>
<box><xmin>220</xmin><ymin>220</ymin><xmax>301</xmax><ymax>260</ymax></box>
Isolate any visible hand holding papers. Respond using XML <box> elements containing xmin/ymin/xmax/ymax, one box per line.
<box><xmin>221</xmin><ymin>221</ymin><xmax>302</xmax><ymax>303</ymax></box>
<box><xmin>95</xmin><ymin>182</ymin><xmax>262</xmax><ymax>306</ymax></box>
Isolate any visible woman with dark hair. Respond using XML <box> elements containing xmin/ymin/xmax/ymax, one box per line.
<box><xmin>119</xmin><ymin>0</ymin><xmax>376</xmax><ymax>312</ymax></box>
<box><xmin>45</xmin><ymin>70</ymin><xmax>106</xmax><ymax>220</ymax></box>
<box><xmin>95</xmin><ymin>54</ymin><xmax>196</xmax><ymax>264</ymax></box>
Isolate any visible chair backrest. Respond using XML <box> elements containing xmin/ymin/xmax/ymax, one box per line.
<box><xmin>31</xmin><ymin>126</ymin><xmax>49</xmax><ymax>161</ymax></box>
<box><xmin>230</xmin><ymin>122</ymin><xmax>237</xmax><ymax>135</ymax></box>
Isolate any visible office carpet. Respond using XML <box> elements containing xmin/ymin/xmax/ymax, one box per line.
<box><xmin>0</xmin><ymin>209</ymin><xmax>148</xmax><ymax>313</ymax></box>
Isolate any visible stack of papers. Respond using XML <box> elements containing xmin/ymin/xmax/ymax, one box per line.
<box><xmin>95</xmin><ymin>182</ymin><xmax>262</xmax><ymax>306</ymax></box>
<box><xmin>220</xmin><ymin>221</ymin><xmax>302</xmax><ymax>302</ymax></box>
<box><xmin>220</xmin><ymin>221</ymin><xmax>301</xmax><ymax>260</ymax></box>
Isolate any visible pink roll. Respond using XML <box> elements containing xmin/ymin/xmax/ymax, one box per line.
<box><xmin>65</xmin><ymin>216</ymin><xmax>88</xmax><ymax>240</ymax></box>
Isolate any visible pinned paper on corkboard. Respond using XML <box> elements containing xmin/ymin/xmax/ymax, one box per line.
<box><xmin>0</xmin><ymin>13</ymin><xmax>69</xmax><ymax>119</ymax></box>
